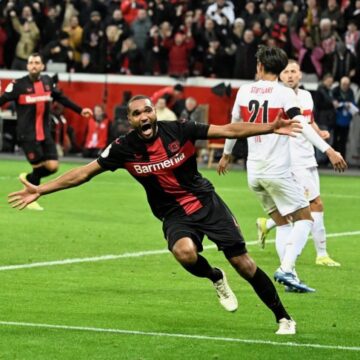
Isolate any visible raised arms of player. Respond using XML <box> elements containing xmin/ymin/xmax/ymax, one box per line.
<box><xmin>8</xmin><ymin>161</ymin><xmax>105</xmax><ymax>210</ymax></box>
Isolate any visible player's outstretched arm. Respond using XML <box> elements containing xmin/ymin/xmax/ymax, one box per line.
<box><xmin>207</xmin><ymin>113</ymin><xmax>302</xmax><ymax>139</ymax></box>
<box><xmin>8</xmin><ymin>160</ymin><xmax>105</xmax><ymax>210</ymax></box>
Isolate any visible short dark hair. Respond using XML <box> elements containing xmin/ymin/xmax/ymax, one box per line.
<box><xmin>28</xmin><ymin>52</ymin><xmax>44</xmax><ymax>63</ymax></box>
<box><xmin>255</xmin><ymin>45</ymin><xmax>288</xmax><ymax>76</ymax></box>
<box><xmin>127</xmin><ymin>95</ymin><xmax>153</xmax><ymax>114</ymax></box>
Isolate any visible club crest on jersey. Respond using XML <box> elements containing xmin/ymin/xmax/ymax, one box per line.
<box><xmin>168</xmin><ymin>140</ymin><xmax>180</xmax><ymax>153</ymax></box>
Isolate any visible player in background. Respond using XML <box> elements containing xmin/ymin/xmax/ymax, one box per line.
<box><xmin>9</xmin><ymin>95</ymin><xmax>302</xmax><ymax>335</ymax></box>
<box><xmin>217</xmin><ymin>46</ymin><xmax>346</xmax><ymax>293</ymax></box>
<box><xmin>256</xmin><ymin>60</ymin><xmax>340</xmax><ymax>267</ymax></box>
<box><xmin>0</xmin><ymin>53</ymin><xmax>92</xmax><ymax>210</ymax></box>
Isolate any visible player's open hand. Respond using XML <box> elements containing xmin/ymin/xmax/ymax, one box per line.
<box><xmin>81</xmin><ymin>108</ymin><xmax>93</xmax><ymax>118</ymax></box>
<box><xmin>272</xmin><ymin>112</ymin><xmax>302</xmax><ymax>137</ymax></box>
<box><xmin>326</xmin><ymin>148</ymin><xmax>347</xmax><ymax>172</ymax></box>
<box><xmin>8</xmin><ymin>176</ymin><xmax>40</xmax><ymax>210</ymax></box>
<box><xmin>217</xmin><ymin>154</ymin><xmax>231</xmax><ymax>175</ymax></box>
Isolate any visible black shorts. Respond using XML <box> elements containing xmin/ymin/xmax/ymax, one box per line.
<box><xmin>20</xmin><ymin>138</ymin><xmax>58</xmax><ymax>165</ymax></box>
<box><xmin>162</xmin><ymin>192</ymin><xmax>247</xmax><ymax>258</ymax></box>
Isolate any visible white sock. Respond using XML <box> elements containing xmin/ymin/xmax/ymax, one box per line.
<box><xmin>281</xmin><ymin>219</ymin><xmax>313</xmax><ymax>273</ymax></box>
<box><xmin>311</xmin><ymin>212</ymin><xmax>328</xmax><ymax>257</ymax></box>
<box><xmin>266</xmin><ymin>218</ymin><xmax>276</xmax><ymax>230</ymax></box>
<box><xmin>275</xmin><ymin>223</ymin><xmax>293</xmax><ymax>262</ymax></box>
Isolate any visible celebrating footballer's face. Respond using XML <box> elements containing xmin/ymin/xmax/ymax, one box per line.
<box><xmin>27</xmin><ymin>55</ymin><xmax>45</xmax><ymax>80</ymax></box>
<box><xmin>127</xmin><ymin>97</ymin><xmax>158</xmax><ymax>140</ymax></box>
<box><xmin>280</xmin><ymin>61</ymin><xmax>302</xmax><ymax>90</ymax></box>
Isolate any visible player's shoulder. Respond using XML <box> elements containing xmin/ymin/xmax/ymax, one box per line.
<box><xmin>298</xmin><ymin>88</ymin><xmax>313</xmax><ymax>99</ymax></box>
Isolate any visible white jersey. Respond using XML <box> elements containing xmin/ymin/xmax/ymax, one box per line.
<box><xmin>289</xmin><ymin>89</ymin><xmax>318</xmax><ymax>170</ymax></box>
<box><xmin>231</xmin><ymin>80</ymin><xmax>301</xmax><ymax>178</ymax></box>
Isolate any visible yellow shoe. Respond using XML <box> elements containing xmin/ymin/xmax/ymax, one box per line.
<box><xmin>256</xmin><ymin>217</ymin><xmax>269</xmax><ymax>249</ymax></box>
<box><xmin>26</xmin><ymin>201</ymin><xmax>44</xmax><ymax>211</ymax></box>
<box><xmin>316</xmin><ymin>255</ymin><xmax>341</xmax><ymax>267</ymax></box>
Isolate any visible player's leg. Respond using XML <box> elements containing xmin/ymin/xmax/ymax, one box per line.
<box><xmin>171</xmin><ymin>237</ymin><xmax>238</xmax><ymax>312</ymax></box>
<box><xmin>256</xmin><ymin>217</ymin><xmax>276</xmax><ymax>248</ymax></box>
<box><xmin>311</xmin><ymin>196</ymin><xmax>341</xmax><ymax>266</ymax></box>
<box><xmin>164</xmin><ymin>216</ymin><xmax>238</xmax><ymax>312</ymax></box>
<box><xmin>269</xmin><ymin>209</ymin><xmax>293</xmax><ymax>262</ymax></box>
<box><xmin>226</xmin><ymin>253</ymin><xmax>295</xmax><ymax>334</ymax></box>
<box><xmin>259</xmin><ymin>178</ymin><xmax>315</xmax><ymax>292</ymax></box>
<box><xmin>20</xmin><ymin>140</ymin><xmax>58</xmax><ymax>186</ymax></box>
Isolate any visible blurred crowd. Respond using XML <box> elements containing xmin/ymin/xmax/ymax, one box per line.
<box><xmin>0</xmin><ymin>0</ymin><xmax>359</xmax><ymax>83</ymax></box>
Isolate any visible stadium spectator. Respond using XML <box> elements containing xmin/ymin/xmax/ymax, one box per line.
<box><xmin>104</xmin><ymin>24</ymin><xmax>123</xmax><ymax>73</ymax></box>
<box><xmin>330</xmin><ymin>41</ymin><xmax>357</xmax><ymax>82</ymax></box>
<box><xmin>41</xmin><ymin>31</ymin><xmax>74</xmax><ymax>72</ymax></box>
<box><xmin>145</xmin><ymin>25</ymin><xmax>168</xmax><ymax>75</ymax></box>
<box><xmin>344</xmin><ymin>21</ymin><xmax>360</xmax><ymax>55</ymax></box>
<box><xmin>82</xmin><ymin>11</ymin><xmax>106</xmax><ymax>73</ymax></box>
<box><xmin>63</xmin><ymin>15</ymin><xmax>84</xmax><ymax>64</ymax></box>
<box><xmin>332</xmin><ymin>76</ymin><xmax>358</xmax><ymax>159</ymax></box>
<box><xmin>106</xmin><ymin>9</ymin><xmax>130</xmax><ymax>39</ymax></box>
<box><xmin>0</xmin><ymin>53</ymin><xmax>92</xmax><ymax>210</ymax></box>
<box><xmin>151</xmin><ymin>83</ymin><xmax>185</xmax><ymax>117</ymax></box>
<box><xmin>83</xmin><ymin>105</ymin><xmax>112</xmax><ymax>158</ymax></box>
<box><xmin>320</xmin><ymin>0</ymin><xmax>345</xmax><ymax>33</ymax></box>
<box><xmin>9</xmin><ymin>94</ymin><xmax>303</xmax><ymax>336</ymax></box>
<box><xmin>74</xmin><ymin>52</ymin><xmax>97</xmax><ymax>73</ymax></box>
<box><xmin>112</xmin><ymin>90</ymin><xmax>132</xmax><ymax>138</ymax></box>
<box><xmin>230</xmin><ymin>18</ymin><xmax>245</xmax><ymax>44</ymax></box>
<box><xmin>163</xmin><ymin>31</ymin><xmax>195</xmax><ymax>78</ymax></box>
<box><xmin>147</xmin><ymin>0</ymin><xmax>176</xmax><ymax>26</ymax></box>
<box><xmin>318</xmin><ymin>18</ymin><xmax>340</xmax><ymax>74</ymax></box>
<box><xmin>240</xmin><ymin>1</ymin><xmax>258</xmax><ymax>28</ymax></box>
<box><xmin>271</xmin><ymin>13</ymin><xmax>292</xmax><ymax>56</ymax></box>
<box><xmin>233</xmin><ymin>29</ymin><xmax>258</xmax><ymax>80</ymax></box>
<box><xmin>130</xmin><ymin>8</ymin><xmax>152</xmax><ymax>52</ymax></box>
<box><xmin>119</xmin><ymin>37</ymin><xmax>143</xmax><ymax>75</ymax></box>
<box><xmin>38</xmin><ymin>5</ymin><xmax>65</xmax><ymax>47</ymax></box>
<box><xmin>290</xmin><ymin>27</ymin><xmax>324</xmax><ymax>80</ymax></box>
<box><xmin>9</xmin><ymin>9</ymin><xmax>40</xmax><ymax>70</ymax></box>
<box><xmin>155</xmin><ymin>97</ymin><xmax>177</xmax><ymax>121</ymax></box>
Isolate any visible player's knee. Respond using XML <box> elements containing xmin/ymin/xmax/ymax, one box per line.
<box><xmin>172</xmin><ymin>241</ymin><xmax>197</xmax><ymax>264</ymax></box>
<box><xmin>45</xmin><ymin>162</ymin><xmax>58</xmax><ymax>173</ymax></box>
<box><xmin>229</xmin><ymin>254</ymin><xmax>256</xmax><ymax>279</ymax></box>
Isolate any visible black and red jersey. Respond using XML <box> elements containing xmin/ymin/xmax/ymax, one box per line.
<box><xmin>97</xmin><ymin>121</ymin><xmax>214</xmax><ymax>220</ymax></box>
<box><xmin>0</xmin><ymin>75</ymin><xmax>82</xmax><ymax>142</ymax></box>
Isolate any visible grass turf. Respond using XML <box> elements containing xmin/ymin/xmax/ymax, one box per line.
<box><xmin>0</xmin><ymin>159</ymin><xmax>359</xmax><ymax>359</ymax></box>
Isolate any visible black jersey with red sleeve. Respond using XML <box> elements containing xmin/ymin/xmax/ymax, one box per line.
<box><xmin>97</xmin><ymin>121</ymin><xmax>214</xmax><ymax>220</ymax></box>
<box><xmin>0</xmin><ymin>75</ymin><xmax>83</xmax><ymax>142</ymax></box>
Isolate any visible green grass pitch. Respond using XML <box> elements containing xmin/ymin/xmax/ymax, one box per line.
<box><xmin>0</xmin><ymin>159</ymin><xmax>359</xmax><ymax>360</ymax></box>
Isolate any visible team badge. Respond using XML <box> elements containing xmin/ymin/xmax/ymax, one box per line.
<box><xmin>134</xmin><ymin>153</ymin><xmax>142</xmax><ymax>160</ymax></box>
<box><xmin>27</xmin><ymin>152</ymin><xmax>35</xmax><ymax>160</ymax></box>
<box><xmin>168</xmin><ymin>140</ymin><xmax>180</xmax><ymax>153</ymax></box>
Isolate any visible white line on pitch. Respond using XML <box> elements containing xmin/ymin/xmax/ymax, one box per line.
<box><xmin>0</xmin><ymin>230</ymin><xmax>359</xmax><ymax>272</ymax></box>
<box><xmin>0</xmin><ymin>320</ymin><xmax>359</xmax><ymax>352</ymax></box>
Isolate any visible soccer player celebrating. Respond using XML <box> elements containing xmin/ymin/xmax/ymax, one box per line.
<box><xmin>9</xmin><ymin>95</ymin><xmax>300</xmax><ymax>335</ymax></box>
<box><xmin>217</xmin><ymin>46</ymin><xmax>346</xmax><ymax>293</ymax></box>
<box><xmin>256</xmin><ymin>60</ymin><xmax>340</xmax><ymax>267</ymax></box>
<box><xmin>0</xmin><ymin>53</ymin><xmax>93</xmax><ymax>210</ymax></box>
